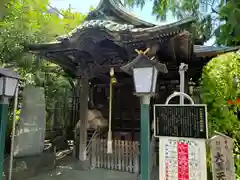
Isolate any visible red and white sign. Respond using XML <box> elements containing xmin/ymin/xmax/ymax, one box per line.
<box><xmin>159</xmin><ymin>136</ymin><xmax>207</xmax><ymax>180</ymax></box>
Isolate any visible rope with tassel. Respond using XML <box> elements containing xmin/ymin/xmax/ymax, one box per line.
<box><xmin>107</xmin><ymin>67</ymin><xmax>117</xmax><ymax>154</ymax></box>
<box><xmin>107</xmin><ymin>48</ymin><xmax>148</xmax><ymax>153</ymax></box>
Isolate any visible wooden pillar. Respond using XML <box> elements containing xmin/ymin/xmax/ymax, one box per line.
<box><xmin>185</xmin><ymin>72</ymin><xmax>189</xmax><ymax>94</ymax></box>
<box><xmin>89</xmin><ymin>84</ymin><xmax>94</xmax><ymax>108</ymax></box>
<box><xmin>78</xmin><ymin>75</ymin><xmax>89</xmax><ymax>161</ymax></box>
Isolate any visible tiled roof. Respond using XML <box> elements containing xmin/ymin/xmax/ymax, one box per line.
<box><xmin>56</xmin><ymin>17</ymin><xmax>195</xmax><ymax>41</ymax></box>
<box><xmin>194</xmin><ymin>45</ymin><xmax>240</xmax><ymax>57</ymax></box>
<box><xmin>91</xmin><ymin>0</ymin><xmax>154</xmax><ymax>27</ymax></box>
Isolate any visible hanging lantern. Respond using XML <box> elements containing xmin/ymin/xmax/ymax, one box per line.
<box><xmin>110</xmin><ymin>68</ymin><xmax>117</xmax><ymax>84</ymax></box>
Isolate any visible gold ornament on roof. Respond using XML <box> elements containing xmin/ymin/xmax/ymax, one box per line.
<box><xmin>135</xmin><ymin>48</ymin><xmax>150</xmax><ymax>55</ymax></box>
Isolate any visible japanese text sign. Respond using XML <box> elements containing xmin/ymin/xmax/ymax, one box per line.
<box><xmin>209</xmin><ymin>135</ymin><xmax>235</xmax><ymax>180</ymax></box>
<box><xmin>159</xmin><ymin>136</ymin><xmax>207</xmax><ymax>180</ymax></box>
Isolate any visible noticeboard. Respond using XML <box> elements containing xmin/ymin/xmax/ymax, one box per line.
<box><xmin>159</xmin><ymin>136</ymin><xmax>207</xmax><ymax>180</ymax></box>
<box><xmin>153</xmin><ymin>105</ymin><xmax>207</xmax><ymax>138</ymax></box>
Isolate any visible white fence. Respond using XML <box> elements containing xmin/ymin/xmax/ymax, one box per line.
<box><xmin>88</xmin><ymin>138</ymin><xmax>139</xmax><ymax>173</ymax></box>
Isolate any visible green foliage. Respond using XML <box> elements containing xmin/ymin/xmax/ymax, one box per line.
<box><xmin>200</xmin><ymin>52</ymin><xmax>240</xmax><ymax>174</ymax></box>
<box><xmin>0</xmin><ymin>0</ymin><xmax>10</xmax><ymax>19</ymax></box>
<box><xmin>0</xmin><ymin>0</ymin><xmax>86</xmax><ymax>71</ymax></box>
<box><xmin>123</xmin><ymin>0</ymin><xmax>240</xmax><ymax>45</ymax></box>
<box><xmin>0</xmin><ymin>0</ymin><xmax>87</xmax><ymax>135</ymax></box>
<box><xmin>200</xmin><ymin>52</ymin><xmax>240</xmax><ymax>136</ymax></box>
<box><xmin>123</xmin><ymin>0</ymin><xmax>220</xmax><ymax>43</ymax></box>
<box><xmin>0</xmin><ymin>0</ymin><xmax>86</xmax><ymax>86</ymax></box>
<box><xmin>215</xmin><ymin>0</ymin><xmax>240</xmax><ymax>45</ymax></box>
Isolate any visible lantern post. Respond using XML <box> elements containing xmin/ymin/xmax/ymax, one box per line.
<box><xmin>121</xmin><ymin>49</ymin><xmax>168</xmax><ymax>180</ymax></box>
<box><xmin>0</xmin><ymin>68</ymin><xmax>20</xmax><ymax>180</ymax></box>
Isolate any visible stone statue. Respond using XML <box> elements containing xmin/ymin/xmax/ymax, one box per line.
<box><xmin>74</xmin><ymin>109</ymin><xmax>108</xmax><ymax>136</ymax></box>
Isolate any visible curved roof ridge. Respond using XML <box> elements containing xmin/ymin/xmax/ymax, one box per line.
<box><xmin>54</xmin><ymin>16</ymin><xmax>196</xmax><ymax>42</ymax></box>
<box><xmin>94</xmin><ymin>0</ymin><xmax>155</xmax><ymax>27</ymax></box>
<box><xmin>131</xmin><ymin>17</ymin><xmax>196</xmax><ymax>32</ymax></box>
<box><xmin>95</xmin><ymin>0</ymin><xmax>104</xmax><ymax>10</ymax></box>
<box><xmin>109</xmin><ymin>0</ymin><xmax>155</xmax><ymax>26</ymax></box>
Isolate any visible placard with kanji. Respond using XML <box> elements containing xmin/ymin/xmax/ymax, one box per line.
<box><xmin>153</xmin><ymin>104</ymin><xmax>207</xmax><ymax>138</ymax></box>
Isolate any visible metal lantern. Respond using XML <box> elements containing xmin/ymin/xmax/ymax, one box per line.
<box><xmin>121</xmin><ymin>49</ymin><xmax>168</xmax><ymax>180</ymax></box>
<box><xmin>121</xmin><ymin>49</ymin><xmax>168</xmax><ymax>96</ymax></box>
<box><xmin>0</xmin><ymin>68</ymin><xmax>20</xmax><ymax>97</ymax></box>
<box><xmin>0</xmin><ymin>68</ymin><xmax>20</xmax><ymax>180</ymax></box>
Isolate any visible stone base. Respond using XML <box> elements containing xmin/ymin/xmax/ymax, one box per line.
<box><xmin>4</xmin><ymin>152</ymin><xmax>55</xmax><ymax>180</ymax></box>
<box><xmin>56</xmin><ymin>156</ymin><xmax>92</xmax><ymax>171</ymax></box>
<box><xmin>74</xmin><ymin>159</ymin><xmax>92</xmax><ymax>170</ymax></box>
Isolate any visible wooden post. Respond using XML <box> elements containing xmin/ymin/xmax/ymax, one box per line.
<box><xmin>91</xmin><ymin>138</ymin><xmax>97</xmax><ymax>168</ymax></box>
<box><xmin>178</xmin><ymin>63</ymin><xmax>188</xmax><ymax>104</ymax></box>
<box><xmin>134</xmin><ymin>142</ymin><xmax>139</xmax><ymax>174</ymax></box>
<box><xmin>78</xmin><ymin>75</ymin><xmax>89</xmax><ymax>161</ymax></box>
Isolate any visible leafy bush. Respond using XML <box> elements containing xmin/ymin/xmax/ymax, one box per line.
<box><xmin>200</xmin><ymin>52</ymin><xmax>240</xmax><ymax>176</ymax></box>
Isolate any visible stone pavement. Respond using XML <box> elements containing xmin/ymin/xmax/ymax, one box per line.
<box><xmin>27</xmin><ymin>167</ymin><xmax>138</xmax><ymax>180</ymax></box>
<box><xmin>26</xmin><ymin>158</ymin><xmax>139</xmax><ymax>180</ymax></box>
<box><xmin>26</xmin><ymin>165</ymin><xmax>161</xmax><ymax>180</ymax></box>
<box><xmin>22</xmin><ymin>155</ymin><xmax>159</xmax><ymax>180</ymax></box>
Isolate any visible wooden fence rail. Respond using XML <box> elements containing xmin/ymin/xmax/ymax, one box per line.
<box><xmin>89</xmin><ymin>138</ymin><xmax>139</xmax><ymax>173</ymax></box>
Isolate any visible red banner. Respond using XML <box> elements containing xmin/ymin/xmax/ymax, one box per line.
<box><xmin>177</xmin><ymin>142</ymin><xmax>189</xmax><ymax>180</ymax></box>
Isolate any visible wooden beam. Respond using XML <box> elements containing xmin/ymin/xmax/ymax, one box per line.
<box><xmin>86</xmin><ymin>65</ymin><xmax>122</xmax><ymax>75</ymax></box>
<box><xmin>78</xmin><ymin>75</ymin><xmax>89</xmax><ymax>161</ymax></box>
<box><xmin>38</xmin><ymin>53</ymin><xmax>77</xmax><ymax>73</ymax></box>
<box><xmin>27</xmin><ymin>42</ymin><xmax>65</xmax><ymax>51</ymax></box>
<box><xmin>88</xmin><ymin>69</ymin><xmax>203</xmax><ymax>84</ymax></box>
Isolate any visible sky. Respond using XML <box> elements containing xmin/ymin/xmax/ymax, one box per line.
<box><xmin>50</xmin><ymin>0</ymin><xmax>214</xmax><ymax>45</ymax></box>
<box><xmin>50</xmin><ymin>0</ymin><xmax>175</xmax><ymax>24</ymax></box>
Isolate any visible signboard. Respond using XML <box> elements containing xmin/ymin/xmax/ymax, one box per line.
<box><xmin>209</xmin><ymin>135</ymin><xmax>235</xmax><ymax>180</ymax></box>
<box><xmin>153</xmin><ymin>105</ymin><xmax>207</xmax><ymax>138</ymax></box>
<box><xmin>159</xmin><ymin>136</ymin><xmax>207</xmax><ymax>180</ymax></box>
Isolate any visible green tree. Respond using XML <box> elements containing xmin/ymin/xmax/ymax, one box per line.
<box><xmin>0</xmin><ymin>0</ymin><xmax>10</xmax><ymax>20</ymax></box>
<box><xmin>0</xmin><ymin>0</ymin><xmax>86</xmax><ymax>112</ymax></box>
<box><xmin>122</xmin><ymin>0</ymin><xmax>222</xmax><ymax>44</ymax></box>
<box><xmin>0</xmin><ymin>0</ymin><xmax>87</xmax><ymax>135</ymax></box>
<box><xmin>215</xmin><ymin>0</ymin><xmax>240</xmax><ymax>46</ymax></box>
<box><xmin>122</xmin><ymin>0</ymin><xmax>240</xmax><ymax>45</ymax></box>
<box><xmin>200</xmin><ymin>52</ymin><xmax>240</xmax><ymax>135</ymax></box>
<box><xmin>200</xmin><ymin>52</ymin><xmax>240</xmax><ymax>175</ymax></box>
<box><xmin>0</xmin><ymin>0</ymin><xmax>86</xmax><ymax>86</ymax></box>
<box><xmin>0</xmin><ymin>0</ymin><xmax>86</xmax><ymax>71</ymax></box>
